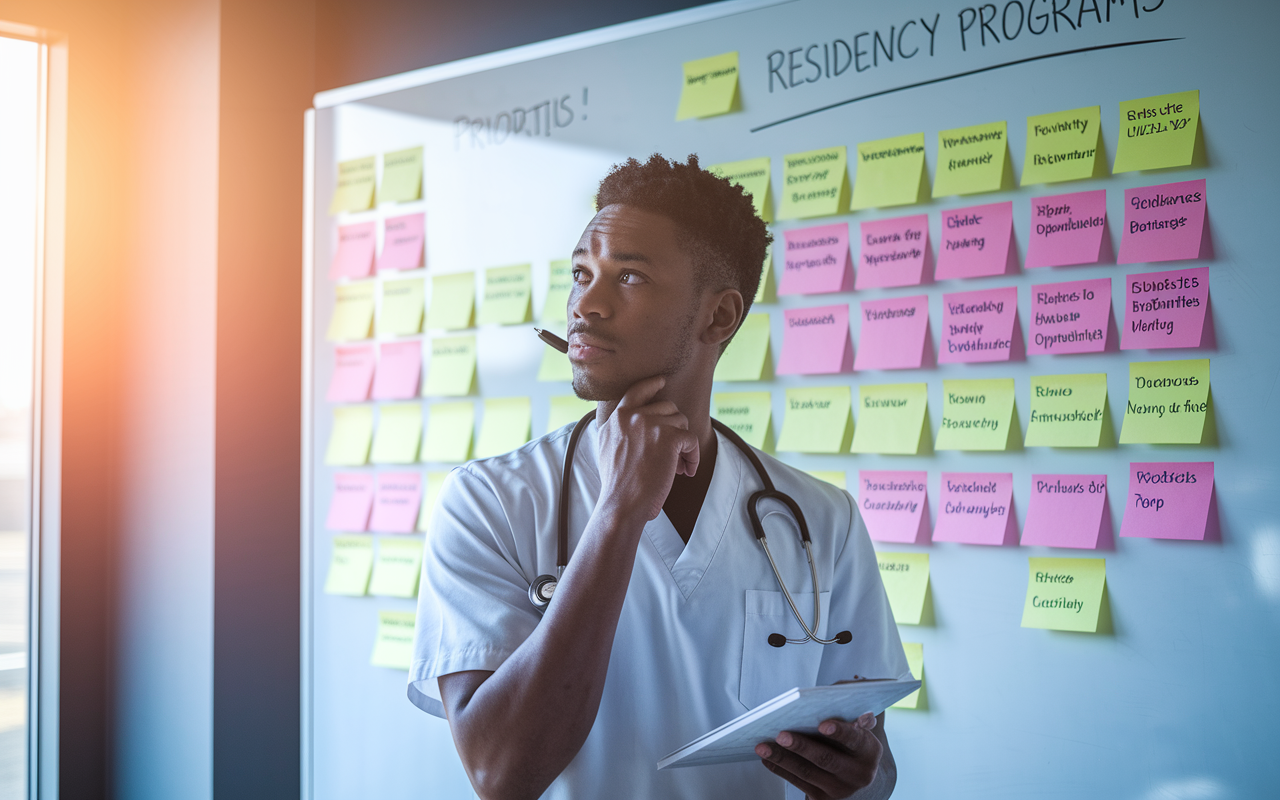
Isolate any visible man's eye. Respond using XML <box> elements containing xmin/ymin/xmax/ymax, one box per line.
<box><xmin>620</xmin><ymin>272</ymin><xmax>637</xmax><ymax>284</ymax></box>
<box><xmin>571</xmin><ymin>268</ymin><xmax>587</xmax><ymax>282</ymax></box>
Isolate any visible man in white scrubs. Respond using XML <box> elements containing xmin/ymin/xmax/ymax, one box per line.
<box><xmin>409</xmin><ymin>154</ymin><xmax>910</xmax><ymax>800</ymax></box>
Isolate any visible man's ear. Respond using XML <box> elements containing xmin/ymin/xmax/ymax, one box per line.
<box><xmin>702</xmin><ymin>289</ymin><xmax>745</xmax><ymax>348</ymax></box>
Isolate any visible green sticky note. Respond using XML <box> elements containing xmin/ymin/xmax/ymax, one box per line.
<box><xmin>876</xmin><ymin>552</ymin><xmax>929</xmax><ymax>625</ymax></box>
<box><xmin>422</xmin><ymin>401</ymin><xmax>475</xmax><ymax>462</ymax></box>
<box><xmin>777</xmin><ymin>386</ymin><xmax>852</xmax><ymax>454</ymax></box>
<box><xmin>1120</xmin><ymin>359</ymin><xmax>1209</xmax><ymax>444</ymax></box>
<box><xmin>709</xmin><ymin>157</ymin><xmax>772</xmax><ymax>222</ymax></box>
<box><xmin>851</xmin><ymin>383</ymin><xmax>927</xmax><ymax>455</ymax></box>
<box><xmin>548</xmin><ymin>395</ymin><xmax>595</xmax><ymax>432</ymax></box>
<box><xmin>804</xmin><ymin>470</ymin><xmax>846</xmax><ymax>490</ymax></box>
<box><xmin>1114</xmin><ymin>90</ymin><xmax>1199</xmax><ymax>173</ymax></box>
<box><xmin>1026</xmin><ymin>373</ymin><xmax>1107</xmax><ymax>447</ymax></box>
<box><xmin>325</xmin><ymin>405</ymin><xmax>373</xmax><ymax>466</ymax></box>
<box><xmin>323</xmin><ymin>535</ymin><xmax>374</xmax><ymax>596</ymax></box>
<box><xmin>416</xmin><ymin>471</ymin><xmax>450</xmax><ymax>532</ymax></box>
<box><xmin>1021</xmin><ymin>106</ymin><xmax>1102</xmax><ymax>185</ymax></box>
<box><xmin>852</xmin><ymin>133</ymin><xmax>927</xmax><ymax>209</ymax></box>
<box><xmin>370</xmin><ymin>403</ymin><xmax>422</xmax><ymax>464</ymax></box>
<box><xmin>327</xmin><ymin>281</ymin><xmax>376</xmax><ymax>341</ymax></box>
<box><xmin>378</xmin><ymin>278</ymin><xmax>425</xmax><ymax>336</ymax></box>
<box><xmin>378</xmin><ymin>146</ymin><xmax>423</xmax><ymax>204</ymax></box>
<box><xmin>933</xmin><ymin>121</ymin><xmax>1008</xmax><ymax>197</ymax></box>
<box><xmin>713</xmin><ymin>391</ymin><xmax>772</xmax><ymax>450</ymax></box>
<box><xmin>475</xmin><ymin>397</ymin><xmax>532</xmax><ymax>458</ymax></box>
<box><xmin>329</xmin><ymin>155</ymin><xmax>376</xmax><ymax>214</ymax></box>
<box><xmin>542</xmin><ymin>260</ymin><xmax>573</xmax><ymax>324</ymax></box>
<box><xmin>370</xmin><ymin>610</ymin><xmax>416</xmax><ymax>670</ymax></box>
<box><xmin>675</xmin><ymin>51</ymin><xmax>739</xmax><ymax>121</ymax></box>
<box><xmin>1021</xmin><ymin>557</ymin><xmax>1105</xmax><ymax>633</ymax></box>
<box><xmin>423</xmin><ymin>335</ymin><xmax>476</xmax><ymax>397</ymax></box>
<box><xmin>754</xmin><ymin>244</ymin><xmax>776</xmax><ymax>304</ymax></box>
<box><xmin>891</xmin><ymin>642</ymin><xmax>924</xmax><ymax>709</ymax></box>
<box><xmin>369</xmin><ymin>537</ymin><xmax>424</xmax><ymax>598</ymax></box>
<box><xmin>537</xmin><ymin>325</ymin><xmax>573</xmax><ymax>382</ymax></box>
<box><xmin>936</xmin><ymin>378</ymin><xmax>1016</xmax><ymax>451</ymax></box>
<box><xmin>479</xmin><ymin>264</ymin><xmax>532</xmax><ymax>325</ymax></box>
<box><xmin>779</xmin><ymin>146</ymin><xmax>848</xmax><ymax>219</ymax></box>
<box><xmin>427</xmin><ymin>272</ymin><xmax>475</xmax><ymax>330</ymax></box>
<box><xmin>715</xmin><ymin>313</ymin><xmax>771</xmax><ymax>382</ymax></box>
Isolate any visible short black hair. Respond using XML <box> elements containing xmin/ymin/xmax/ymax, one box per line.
<box><xmin>594</xmin><ymin>154</ymin><xmax>772</xmax><ymax>328</ymax></box>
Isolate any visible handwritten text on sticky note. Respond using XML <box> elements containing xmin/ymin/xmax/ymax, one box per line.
<box><xmin>856</xmin><ymin>214</ymin><xmax>928</xmax><ymax>289</ymax></box>
<box><xmin>858</xmin><ymin>471</ymin><xmax>928</xmax><ymax>544</ymax></box>
<box><xmin>1024</xmin><ymin>373</ymin><xmax>1107</xmax><ymax>448</ymax></box>
<box><xmin>936</xmin><ymin>378</ymin><xmax>1015</xmax><ymax>451</ymax></box>
<box><xmin>1120</xmin><ymin>462</ymin><xmax>1213</xmax><ymax>540</ymax></box>
<box><xmin>936</xmin><ymin>201</ymin><xmax>1013</xmax><ymax>279</ymax></box>
<box><xmin>369</xmin><ymin>472</ymin><xmax>421</xmax><ymax>534</ymax></box>
<box><xmin>1122</xmin><ymin>266</ymin><xmax>1208</xmax><ymax>350</ymax></box>
<box><xmin>328</xmin><ymin>344</ymin><xmax>375</xmax><ymax>403</ymax></box>
<box><xmin>934</xmin><ymin>472</ymin><xmax>1014</xmax><ymax>545</ymax></box>
<box><xmin>326</xmin><ymin>472</ymin><xmax>374</xmax><ymax>531</ymax></box>
<box><xmin>852</xmin><ymin>133</ymin><xmax>926</xmax><ymax>209</ymax></box>
<box><xmin>1119</xmin><ymin>358</ymin><xmax>1209</xmax><ymax>444</ymax></box>
<box><xmin>331</xmin><ymin>222</ymin><xmax>375</xmax><ymax>280</ymax></box>
<box><xmin>1028</xmin><ymin>278</ymin><xmax>1110</xmax><ymax>355</ymax></box>
<box><xmin>1021</xmin><ymin>557</ymin><xmax>1105</xmax><ymax>632</ymax></box>
<box><xmin>1021</xmin><ymin>106</ymin><xmax>1101</xmax><ymax>185</ymax></box>
<box><xmin>777</xmin><ymin>304</ymin><xmax>851</xmax><ymax>375</ymax></box>
<box><xmin>780</xmin><ymin>223</ymin><xmax>851</xmax><ymax>295</ymax></box>
<box><xmin>1026</xmin><ymin>189</ymin><xmax>1106</xmax><ymax>268</ymax></box>
<box><xmin>1118</xmin><ymin>179</ymin><xmax>1206</xmax><ymax>264</ymax></box>
<box><xmin>854</xmin><ymin>295</ymin><xmax>928</xmax><ymax>371</ymax></box>
<box><xmin>940</xmin><ymin>286</ymin><xmax>1017</xmax><ymax>364</ymax></box>
<box><xmin>1021</xmin><ymin>475</ymin><xmax>1107</xmax><ymax>549</ymax></box>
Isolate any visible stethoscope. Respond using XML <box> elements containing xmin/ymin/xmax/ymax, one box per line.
<box><xmin>528</xmin><ymin>410</ymin><xmax>852</xmax><ymax>649</ymax></box>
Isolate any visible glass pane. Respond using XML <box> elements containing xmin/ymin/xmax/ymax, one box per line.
<box><xmin>0</xmin><ymin>34</ymin><xmax>39</xmax><ymax>800</ymax></box>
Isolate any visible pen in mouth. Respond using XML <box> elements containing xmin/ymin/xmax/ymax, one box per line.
<box><xmin>534</xmin><ymin>327</ymin><xmax>569</xmax><ymax>353</ymax></box>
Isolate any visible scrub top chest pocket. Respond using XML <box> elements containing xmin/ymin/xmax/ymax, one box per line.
<box><xmin>739</xmin><ymin>589</ymin><xmax>831</xmax><ymax>710</ymax></box>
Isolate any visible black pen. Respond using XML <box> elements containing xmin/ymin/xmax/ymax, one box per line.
<box><xmin>533</xmin><ymin>327</ymin><xmax>569</xmax><ymax>353</ymax></box>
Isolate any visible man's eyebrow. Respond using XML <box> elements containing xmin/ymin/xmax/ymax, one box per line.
<box><xmin>570</xmin><ymin>248</ymin><xmax>653</xmax><ymax>264</ymax></box>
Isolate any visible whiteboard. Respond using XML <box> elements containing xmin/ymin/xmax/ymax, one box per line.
<box><xmin>303</xmin><ymin>1</ymin><xmax>1280</xmax><ymax>798</ymax></box>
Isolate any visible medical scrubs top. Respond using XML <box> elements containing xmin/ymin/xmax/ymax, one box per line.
<box><xmin>409</xmin><ymin>420</ymin><xmax>909</xmax><ymax>800</ymax></box>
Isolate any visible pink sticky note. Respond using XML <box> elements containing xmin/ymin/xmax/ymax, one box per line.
<box><xmin>779</xmin><ymin>223</ymin><xmax>852</xmax><ymax>295</ymax></box>
<box><xmin>939</xmin><ymin>286</ymin><xmax>1018</xmax><ymax>364</ymax></box>
<box><xmin>327</xmin><ymin>344</ymin><xmax>376</xmax><ymax>403</ymax></box>
<box><xmin>854</xmin><ymin>295</ymin><xmax>928</xmax><ymax>370</ymax></box>
<box><xmin>856</xmin><ymin>215</ymin><xmax>928</xmax><ymax>289</ymax></box>
<box><xmin>326</xmin><ymin>472</ymin><xmax>374</xmax><ymax>531</ymax></box>
<box><xmin>857</xmin><ymin>470</ymin><xmax>928</xmax><ymax>544</ymax></box>
<box><xmin>377</xmin><ymin>213</ymin><xmax>425</xmax><ymax>272</ymax></box>
<box><xmin>1121</xmin><ymin>266</ymin><xmax>1208</xmax><ymax>350</ymax></box>
<box><xmin>1026</xmin><ymin>189</ymin><xmax>1107</xmax><ymax>268</ymax></box>
<box><xmin>1028</xmin><ymin>278</ymin><xmax>1110</xmax><ymax>355</ymax></box>
<box><xmin>331</xmin><ymin>222</ymin><xmax>376</xmax><ymax>280</ymax></box>
<box><xmin>372</xmin><ymin>341</ymin><xmax>423</xmax><ymax>400</ymax></box>
<box><xmin>933</xmin><ymin>472</ymin><xmax>1015</xmax><ymax>545</ymax></box>
<box><xmin>1120</xmin><ymin>462</ymin><xmax>1213</xmax><ymax>540</ymax></box>
<box><xmin>1021</xmin><ymin>474</ymin><xmax>1107</xmax><ymax>549</ymax></box>
<box><xmin>777</xmin><ymin>304</ymin><xmax>852</xmax><ymax>374</ymax></box>
<box><xmin>1118</xmin><ymin>179</ymin><xmax>1206</xmax><ymax>264</ymax></box>
<box><xmin>369</xmin><ymin>472</ymin><xmax>422</xmax><ymax>534</ymax></box>
<box><xmin>936</xmin><ymin>201</ymin><xmax>1013</xmax><ymax>279</ymax></box>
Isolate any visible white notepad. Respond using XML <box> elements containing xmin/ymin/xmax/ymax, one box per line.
<box><xmin>657</xmin><ymin>679</ymin><xmax>920</xmax><ymax>770</ymax></box>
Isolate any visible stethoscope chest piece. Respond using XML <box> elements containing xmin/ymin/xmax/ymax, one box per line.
<box><xmin>529</xmin><ymin>574</ymin><xmax>558</xmax><ymax>611</ymax></box>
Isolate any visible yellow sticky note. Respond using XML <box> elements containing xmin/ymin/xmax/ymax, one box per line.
<box><xmin>479</xmin><ymin>264</ymin><xmax>532</xmax><ymax>325</ymax></box>
<box><xmin>537</xmin><ymin>325</ymin><xmax>573</xmax><ymax>382</ymax></box>
<box><xmin>779</xmin><ymin>146</ymin><xmax>848</xmax><ymax>219</ymax></box>
<box><xmin>325</xmin><ymin>405</ymin><xmax>373</xmax><ymax>466</ymax></box>
<box><xmin>329</xmin><ymin>155</ymin><xmax>376</xmax><ymax>214</ymax></box>
<box><xmin>876</xmin><ymin>552</ymin><xmax>929</xmax><ymax>625</ymax></box>
<box><xmin>427</xmin><ymin>272</ymin><xmax>475</xmax><ymax>331</ymax></box>
<box><xmin>1021</xmin><ymin>106</ymin><xmax>1102</xmax><ymax>185</ymax></box>
<box><xmin>777</xmin><ymin>386</ymin><xmax>852</xmax><ymax>453</ymax></box>
<box><xmin>1026</xmin><ymin>373</ymin><xmax>1107</xmax><ymax>447</ymax></box>
<box><xmin>369</xmin><ymin>537</ymin><xmax>424</xmax><ymax>598</ymax></box>
<box><xmin>548</xmin><ymin>395</ymin><xmax>595</xmax><ymax>432</ymax></box>
<box><xmin>370</xmin><ymin>403</ymin><xmax>422</xmax><ymax>464</ymax></box>
<box><xmin>675</xmin><ymin>51</ymin><xmax>739</xmax><ymax>121</ymax></box>
<box><xmin>1120</xmin><ymin>359</ymin><xmax>1209</xmax><ymax>444</ymax></box>
<box><xmin>1114</xmin><ymin>90</ymin><xmax>1199</xmax><ymax>173</ymax></box>
<box><xmin>416</xmin><ymin>471</ymin><xmax>450</xmax><ymax>532</ymax></box>
<box><xmin>852</xmin><ymin>133</ymin><xmax>927</xmax><ymax>209</ymax></box>
<box><xmin>327</xmin><ymin>281</ymin><xmax>376</xmax><ymax>341</ymax></box>
<box><xmin>323</xmin><ymin>535</ymin><xmax>374</xmax><ymax>596</ymax></box>
<box><xmin>378</xmin><ymin>146</ymin><xmax>423</xmax><ymax>204</ymax></box>
<box><xmin>936</xmin><ymin>378</ymin><xmax>1016</xmax><ymax>451</ymax></box>
<box><xmin>378</xmin><ymin>278</ymin><xmax>424</xmax><ymax>336</ymax></box>
<box><xmin>713</xmin><ymin>391</ymin><xmax>772</xmax><ymax>450</ymax></box>
<box><xmin>755</xmin><ymin>244</ymin><xmax>776</xmax><ymax>304</ymax></box>
<box><xmin>542</xmin><ymin>260</ymin><xmax>573</xmax><ymax>324</ymax></box>
<box><xmin>892</xmin><ymin>643</ymin><xmax>924</xmax><ymax>709</ymax></box>
<box><xmin>475</xmin><ymin>397</ymin><xmax>532</xmax><ymax>458</ymax></box>
<box><xmin>933</xmin><ymin>121</ymin><xmax>1008</xmax><ymax>197</ymax></box>
<box><xmin>1021</xmin><ymin>557</ymin><xmax>1105</xmax><ymax>633</ymax></box>
<box><xmin>370</xmin><ymin>610</ymin><xmax>416</xmax><ymax>670</ymax></box>
<box><xmin>709</xmin><ymin>157</ymin><xmax>772</xmax><ymax>222</ymax></box>
<box><xmin>851</xmin><ymin>383</ymin><xmax>927</xmax><ymax>455</ymax></box>
<box><xmin>423</xmin><ymin>335</ymin><xmax>476</xmax><ymax>397</ymax></box>
<box><xmin>715</xmin><ymin>313</ymin><xmax>771</xmax><ymax>382</ymax></box>
<box><xmin>804</xmin><ymin>470</ymin><xmax>846</xmax><ymax>490</ymax></box>
<box><xmin>422</xmin><ymin>401</ymin><xmax>475</xmax><ymax>462</ymax></box>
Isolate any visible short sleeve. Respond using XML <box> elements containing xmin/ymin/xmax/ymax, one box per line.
<box><xmin>815</xmin><ymin>493</ymin><xmax>911</xmax><ymax>686</ymax></box>
<box><xmin>408</xmin><ymin>467</ymin><xmax>543</xmax><ymax>717</ymax></box>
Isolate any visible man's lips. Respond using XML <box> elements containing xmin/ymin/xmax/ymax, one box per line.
<box><xmin>567</xmin><ymin>333</ymin><xmax>616</xmax><ymax>362</ymax></box>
